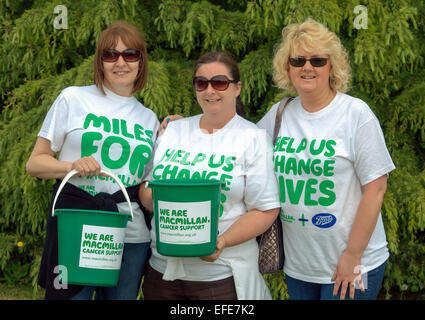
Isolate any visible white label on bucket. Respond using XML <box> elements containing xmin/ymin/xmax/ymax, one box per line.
<box><xmin>157</xmin><ymin>200</ymin><xmax>211</xmax><ymax>245</ymax></box>
<box><xmin>78</xmin><ymin>225</ymin><xmax>125</xmax><ymax>270</ymax></box>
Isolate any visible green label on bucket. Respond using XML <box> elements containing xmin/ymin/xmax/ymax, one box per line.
<box><xmin>79</xmin><ymin>225</ymin><xmax>125</xmax><ymax>270</ymax></box>
<box><xmin>158</xmin><ymin>200</ymin><xmax>211</xmax><ymax>245</ymax></box>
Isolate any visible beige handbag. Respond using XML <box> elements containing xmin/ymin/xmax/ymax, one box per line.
<box><xmin>258</xmin><ymin>96</ymin><xmax>294</xmax><ymax>274</ymax></box>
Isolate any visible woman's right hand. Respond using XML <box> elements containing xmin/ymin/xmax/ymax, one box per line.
<box><xmin>26</xmin><ymin>137</ymin><xmax>104</xmax><ymax>179</ymax></box>
<box><xmin>71</xmin><ymin>156</ymin><xmax>103</xmax><ymax>177</ymax></box>
<box><xmin>200</xmin><ymin>236</ymin><xmax>226</xmax><ymax>263</ymax></box>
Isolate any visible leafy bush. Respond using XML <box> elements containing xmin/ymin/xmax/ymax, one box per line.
<box><xmin>1</xmin><ymin>0</ymin><xmax>424</xmax><ymax>299</ymax></box>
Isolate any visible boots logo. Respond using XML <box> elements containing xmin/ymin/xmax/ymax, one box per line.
<box><xmin>312</xmin><ymin>213</ymin><xmax>336</xmax><ymax>228</ymax></box>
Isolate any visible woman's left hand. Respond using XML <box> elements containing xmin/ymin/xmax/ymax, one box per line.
<box><xmin>157</xmin><ymin>114</ymin><xmax>183</xmax><ymax>134</ymax></box>
<box><xmin>332</xmin><ymin>175</ymin><xmax>387</xmax><ymax>300</ymax></box>
<box><xmin>199</xmin><ymin>208</ymin><xmax>279</xmax><ymax>263</ymax></box>
<box><xmin>200</xmin><ymin>236</ymin><xmax>226</xmax><ymax>262</ymax></box>
<box><xmin>332</xmin><ymin>251</ymin><xmax>365</xmax><ymax>300</ymax></box>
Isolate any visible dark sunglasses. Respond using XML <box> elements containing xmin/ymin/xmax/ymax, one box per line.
<box><xmin>102</xmin><ymin>49</ymin><xmax>141</xmax><ymax>63</ymax></box>
<box><xmin>289</xmin><ymin>57</ymin><xmax>328</xmax><ymax>67</ymax></box>
<box><xmin>193</xmin><ymin>75</ymin><xmax>237</xmax><ymax>92</ymax></box>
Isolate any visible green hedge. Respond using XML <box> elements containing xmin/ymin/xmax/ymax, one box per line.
<box><xmin>1</xmin><ymin>0</ymin><xmax>424</xmax><ymax>299</ymax></box>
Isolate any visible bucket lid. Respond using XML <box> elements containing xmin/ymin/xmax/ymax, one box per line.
<box><xmin>146</xmin><ymin>179</ymin><xmax>225</xmax><ymax>188</ymax></box>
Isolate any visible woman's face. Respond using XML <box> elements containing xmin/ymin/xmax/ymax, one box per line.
<box><xmin>103</xmin><ymin>37</ymin><xmax>139</xmax><ymax>97</ymax></box>
<box><xmin>195</xmin><ymin>62</ymin><xmax>241</xmax><ymax>117</ymax></box>
<box><xmin>288</xmin><ymin>46</ymin><xmax>332</xmax><ymax>97</ymax></box>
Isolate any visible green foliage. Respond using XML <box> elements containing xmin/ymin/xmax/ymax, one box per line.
<box><xmin>1</xmin><ymin>261</ymin><xmax>30</xmax><ymax>286</ymax></box>
<box><xmin>137</xmin><ymin>59</ymin><xmax>199</xmax><ymax>119</ymax></box>
<box><xmin>263</xmin><ymin>272</ymin><xmax>290</xmax><ymax>300</ymax></box>
<box><xmin>0</xmin><ymin>0</ymin><xmax>141</xmax><ymax>100</ymax></box>
<box><xmin>0</xmin><ymin>232</ymin><xmax>43</xmax><ymax>287</ymax></box>
<box><xmin>0</xmin><ymin>0</ymin><xmax>424</xmax><ymax>299</ymax></box>
<box><xmin>156</xmin><ymin>0</ymin><xmax>249</xmax><ymax>57</ymax></box>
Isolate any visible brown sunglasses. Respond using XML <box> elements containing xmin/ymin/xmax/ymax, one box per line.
<box><xmin>102</xmin><ymin>49</ymin><xmax>141</xmax><ymax>63</ymax></box>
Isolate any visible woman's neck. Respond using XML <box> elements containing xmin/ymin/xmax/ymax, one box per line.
<box><xmin>299</xmin><ymin>89</ymin><xmax>336</xmax><ymax>113</ymax></box>
<box><xmin>103</xmin><ymin>81</ymin><xmax>133</xmax><ymax>97</ymax></box>
<box><xmin>200</xmin><ymin>110</ymin><xmax>236</xmax><ymax>134</ymax></box>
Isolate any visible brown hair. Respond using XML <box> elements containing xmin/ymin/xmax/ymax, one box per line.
<box><xmin>94</xmin><ymin>21</ymin><xmax>148</xmax><ymax>95</ymax></box>
<box><xmin>194</xmin><ymin>51</ymin><xmax>245</xmax><ymax>118</ymax></box>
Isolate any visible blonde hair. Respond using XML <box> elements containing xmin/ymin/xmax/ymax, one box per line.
<box><xmin>273</xmin><ymin>18</ymin><xmax>350</xmax><ymax>94</ymax></box>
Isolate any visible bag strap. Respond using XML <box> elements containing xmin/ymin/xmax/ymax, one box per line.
<box><xmin>273</xmin><ymin>96</ymin><xmax>294</xmax><ymax>145</ymax></box>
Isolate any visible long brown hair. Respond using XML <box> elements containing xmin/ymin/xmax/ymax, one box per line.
<box><xmin>194</xmin><ymin>51</ymin><xmax>245</xmax><ymax>118</ymax></box>
<box><xmin>94</xmin><ymin>21</ymin><xmax>148</xmax><ymax>95</ymax></box>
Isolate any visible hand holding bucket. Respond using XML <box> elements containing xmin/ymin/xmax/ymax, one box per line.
<box><xmin>147</xmin><ymin>179</ymin><xmax>225</xmax><ymax>257</ymax></box>
<box><xmin>52</xmin><ymin>169</ymin><xmax>134</xmax><ymax>220</ymax></box>
<box><xmin>52</xmin><ymin>169</ymin><xmax>134</xmax><ymax>286</ymax></box>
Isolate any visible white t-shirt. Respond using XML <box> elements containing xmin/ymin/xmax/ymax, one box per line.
<box><xmin>38</xmin><ymin>85</ymin><xmax>159</xmax><ymax>243</ymax></box>
<box><xmin>257</xmin><ymin>92</ymin><xmax>395</xmax><ymax>283</ymax></box>
<box><xmin>149</xmin><ymin>113</ymin><xmax>281</xmax><ymax>281</ymax></box>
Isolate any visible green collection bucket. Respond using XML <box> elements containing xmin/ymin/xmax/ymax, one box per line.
<box><xmin>147</xmin><ymin>179</ymin><xmax>225</xmax><ymax>257</ymax></box>
<box><xmin>52</xmin><ymin>169</ymin><xmax>133</xmax><ymax>287</ymax></box>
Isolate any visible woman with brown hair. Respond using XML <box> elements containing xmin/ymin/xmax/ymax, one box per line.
<box><xmin>140</xmin><ymin>51</ymin><xmax>280</xmax><ymax>300</ymax></box>
<box><xmin>26</xmin><ymin>21</ymin><xmax>159</xmax><ymax>300</ymax></box>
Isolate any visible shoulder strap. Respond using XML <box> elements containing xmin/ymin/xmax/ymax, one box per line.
<box><xmin>273</xmin><ymin>96</ymin><xmax>294</xmax><ymax>145</ymax></box>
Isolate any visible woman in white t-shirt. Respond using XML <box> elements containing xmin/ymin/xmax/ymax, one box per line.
<box><xmin>139</xmin><ymin>51</ymin><xmax>281</xmax><ymax>300</ymax></box>
<box><xmin>26</xmin><ymin>21</ymin><xmax>159</xmax><ymax>300</ymax></box>
<box><xmin>257</xmin><ymin>18</ymin><xmax>395</xmax><ymax>300</ymax></box>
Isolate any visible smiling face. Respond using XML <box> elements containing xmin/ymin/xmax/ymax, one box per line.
<box><xmin>195</xmin><ymin>62</ymin><xmax>241</xmax><ymax>118</ymax></box>
<box><xmin>288</xmin><ymin>47</ymin><xmax>332</xmax><ymax>97</ymax></box>
<box><xmin>103</xmin><ymin>37</ymin><xmax>140</xmax><ymax>97</ymax></box>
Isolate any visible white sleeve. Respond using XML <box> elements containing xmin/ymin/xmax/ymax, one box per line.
<box><xmin>354</xmin><ymin>118</ymin><xmax>396</xmax><ymax>186</ymax></box>
<box><xmin>37</xmin><ymin>91</ymin><xmax>70</xmax><ymax>152</ymax></box>
<box><xmin>140</xmin><ymin>117</ymin><xmax>160</xmax><ymax>183</ymax></box>
<box><xmin>256</xmin><ymin>102</ymin><xmax>279</xmax><ymax>140</ymax></box>
<box><xmin>243</xmin><ymin>128</ymin><xmax>281</xmax><ymax>212</ymax></box>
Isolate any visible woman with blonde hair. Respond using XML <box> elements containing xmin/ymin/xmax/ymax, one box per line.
<box><xmin>26</xmin><ymin>21</ymin><xmax>159</xmax><ymax>300</ymax></box>
<box><xmin>257</xmin><ymin>18</ymin><xmax>395</xmax><ymax>300</ymax></box>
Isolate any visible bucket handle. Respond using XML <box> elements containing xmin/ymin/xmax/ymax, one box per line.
<box><xmin>51</xmin><ymin>169</ymin><xmax>134</xmax><ymax>220</ymax></box>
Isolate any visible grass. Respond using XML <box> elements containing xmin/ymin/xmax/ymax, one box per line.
<box><xmin>0</xmin><ymin>282</ymin><xmax>44</xmax><ymax>300</ymax></box>
<box><xmin>1</xmin><ymin>281</ymin><xmax>423</xmax><ymax>300</ymax></box>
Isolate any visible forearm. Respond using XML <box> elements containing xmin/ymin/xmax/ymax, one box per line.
<box><xmin>26</xmin><ymin>154</ymin><xmax>72</xmax><ymax>180</ymax></box>
<box><xmin>345</xmin><ymin>176</ymin><xmax>387</xmax><ymax>259</ymax></box>
<box><xmin>221</xmin><ymin>208</ymin><xmax>279</xmax><ymax>248</ymax></box>
<box><xmin>138</xmin><ymin>182</ymin><xmax>153</xmax><ymax>212</ymax></box>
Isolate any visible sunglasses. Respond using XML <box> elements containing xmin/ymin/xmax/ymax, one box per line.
<box><xmin>193</xmin><ymin>75</ymin><xmax>237</xmax><ymax>92</ymax></box>
<box><xmin>102</xmin><ymin>49</ymin><xmax>141</xmax><ymax>63</ymax></box>
<box><xmin>289</xmin><ymin>57</ymin><xmax>328</xmax><ymax>67</ymax></box>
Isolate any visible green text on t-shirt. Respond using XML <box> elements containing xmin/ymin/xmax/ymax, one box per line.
<box><xmin>274</xmin><ymin>136</ymin><xmax>336</xmax><ymax>206</ymax></box>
